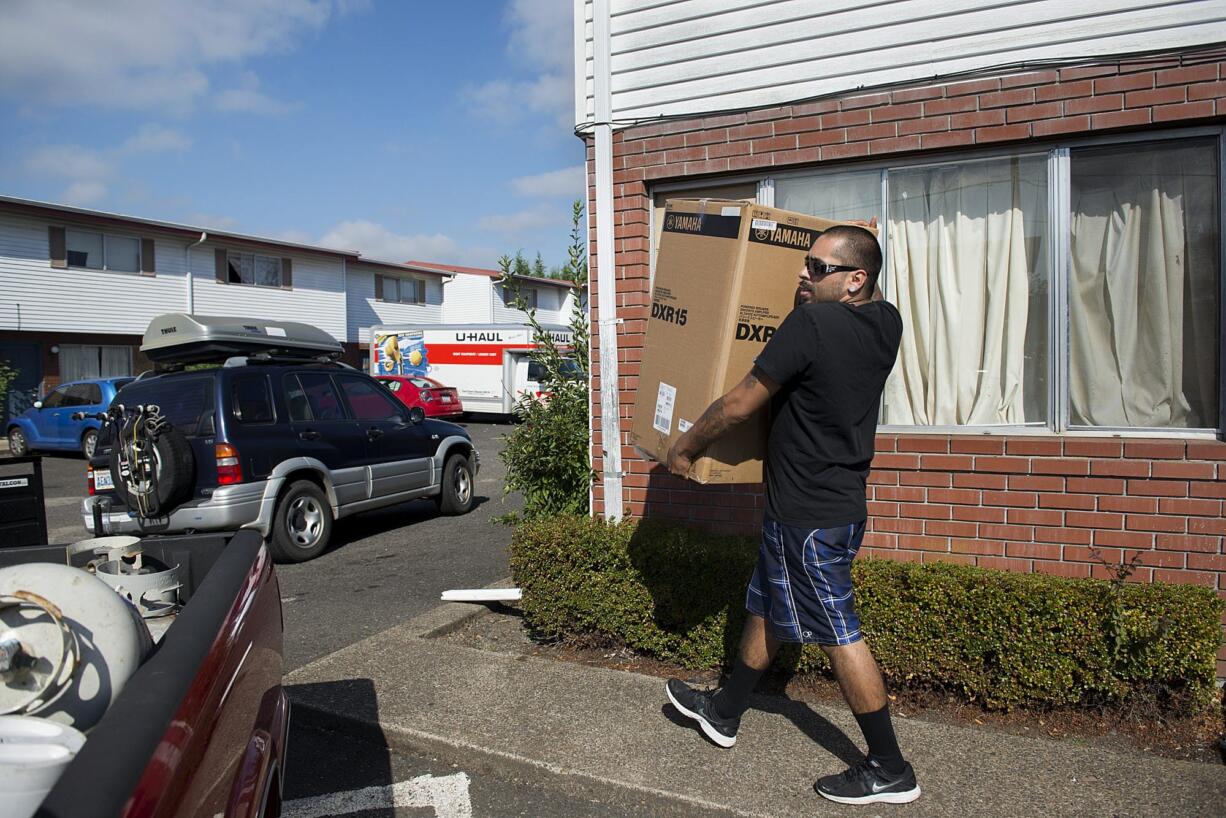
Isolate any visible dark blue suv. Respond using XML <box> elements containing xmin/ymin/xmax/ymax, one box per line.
<box><xmin>82</xmin><ymin>314</ymin><xmax>479</xmax><ymax>562</ymax></box>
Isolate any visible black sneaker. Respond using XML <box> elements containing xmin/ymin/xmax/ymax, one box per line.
<box><xmin>814</xmin><ymin>758</ymin><xmax>921</xmax><ymax>805</ymax></box>
<box><xmin>664</xmin><ymin>679</ymin><xmax>739</xmax><ymax>748</ymax></box>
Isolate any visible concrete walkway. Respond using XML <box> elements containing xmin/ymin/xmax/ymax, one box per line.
<box><xmin>286</xmin><ymin>594</ymin><xmax>1226</xmax><ymax>818</ymax></box>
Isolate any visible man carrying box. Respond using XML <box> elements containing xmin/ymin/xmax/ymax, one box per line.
<box><xmin>664</xmin><ymin>224</ymin><xmax>919</xmax><ymax>806</ymax></box>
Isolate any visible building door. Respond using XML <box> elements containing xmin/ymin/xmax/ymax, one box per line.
<box><xmin>0</xmin><ymin>342</ymin><xmax>42</xmax><ymax>426</ymax></box>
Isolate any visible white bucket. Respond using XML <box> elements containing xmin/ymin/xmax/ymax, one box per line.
<box><xmin>0</xmin><ymin>716</ymin><xmax>86</xmax><ymax>818</ymax></box>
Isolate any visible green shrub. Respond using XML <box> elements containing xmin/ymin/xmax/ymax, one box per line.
<box><xmin>510</xmin><ymin>515</ymin><xmax>1225</xmax><ymax>713</ymax></box>
<box><xmin>498</xmin><ymin>201</ymin><xmax>593</xmax><ymax>518</ymax></box>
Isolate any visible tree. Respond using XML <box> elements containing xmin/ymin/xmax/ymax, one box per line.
<box><xmin>0</xmin><ymin>359</ymin><xmax>18</xmax><ymax>400</ymax></box>
<box><xmin>497</xmin><ymin>200</ymin><xmax>592</xmax><ymax>518</ymax></box>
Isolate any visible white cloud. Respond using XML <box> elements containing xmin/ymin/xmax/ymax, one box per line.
<box><xmin>0</xmin><ymin>0</ymin><xmax>362</xmax><ymax>111</ymax></box>
<box><xmin>267</xmin><ymin>230</ymin><xmax>311</xmax><ymax>246</ymax></box>
<box><xmin>121</xmin><ymin>125</ymin><xmax>193</xmax><ymax>154</ymax></box>
<box><xmin>511</xmin><ymin>165</ymin><xmax>584</xmax><ymax>198</ymax></box>
<box><xmin>507</xmin><ymin>0</ymin><xmax>573</xmax><ymax>75</ymax></box>
<box><xmin>317</xmin><ymin>220</ymin><xmax>498</xmax><ymax>268</ymax></box>
<box><xmin>25</xmin><ymin>145</ymin><xmax>115</xmax><ymax>182</ymax></box>
<box><xmin>212</xmin><ymin>71</ymin><xmax>296</xmax><ymax>115</ymax></box>
<box><xmin>62</xmin><ymin>181</ymin><xmax>108</xmax><ymax>206</ymax></box>
<box><xmin>189</xmin><ymin>213</ymin><xmax>241</xmax><ymax>230</ymax></box>
<box><xmin>23</xmin><ymin>127</ymin><xmax>193</xmax><ymax>212</ymax></box>
<box><xmin>465</xmin><ymin>0</ymin><xmax>574</xmax><ymax>127</ymax></box>
<box><xmin>477</xmin><ymin>204</ymin><xmax>562</xmax><ymax>234</ymax></box>
<box><xmin>213</xmin><ymin>88</ymin><xmax>296</xmax><ymax>116</ymax></box>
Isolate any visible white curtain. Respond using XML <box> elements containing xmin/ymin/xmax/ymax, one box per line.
<box><xmin>884</xmin><ymin>157</ymin><xmax>1046</xmax><ymax>425</ymax></box>
<box><xmin>60</xmin><ymin>345</ymin><xmax>132</xmax><ymax>381</ymax></box>
<box><xmin>100</xmin><ymin>346</ymin><xmax>132</xmax><ymax>377</ymax></box>
<box><xmin>775</xmin><ymin>170</ymin><xmax>881</xmax><ymax>223</ymax></box>
<box><xmin>1069</xmin><ymin>141</ymin><xmax>1218</xmax><ymax>428</ymax></box>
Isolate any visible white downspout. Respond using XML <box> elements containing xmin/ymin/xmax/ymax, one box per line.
<box><xmin>185</xmin><ymin>232</ymin><xmax>207</xmax><ymax>314</ymax></box>
<box><xmin>593</xmin><ymin>0</ymin><xmax>622</xmax><ymax>522</ymax></box>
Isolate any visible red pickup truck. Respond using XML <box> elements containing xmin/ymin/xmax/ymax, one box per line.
<box><xmin>1</xmin><ymin>528</ymin><xmax>288</xmax><ymax>818</ymax></box>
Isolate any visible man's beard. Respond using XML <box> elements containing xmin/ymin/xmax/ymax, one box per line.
<box><xmin>794</xmin><ymin>280</ymin><xmax>816</xmax><ymax>307</ymax></box>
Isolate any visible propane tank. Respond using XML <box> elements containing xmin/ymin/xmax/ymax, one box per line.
<box><xmin>0</xmin><ymin>563</ymin><xmax>151</xmax><ymax>731</ymax></box>
<box><xmin>0</xmin><ymin>715</ymin><xmax>87</xmax><ymax>818</ymax></box>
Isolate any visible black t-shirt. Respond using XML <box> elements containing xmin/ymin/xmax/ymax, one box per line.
<box><xmin>753</xmin><ymin>300</ymin><xmax>902</xmax><ymax>528</ymax></box>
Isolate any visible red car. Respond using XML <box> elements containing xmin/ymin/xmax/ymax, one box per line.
<box><xmin>376</xmin><ymin>375</ymin><xmax>464</xmax><ymax>419</ymax></box>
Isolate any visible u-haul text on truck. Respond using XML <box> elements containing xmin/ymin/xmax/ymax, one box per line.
<box><xmin>370</xmin><ymin>323</ymin><xmax>574</xmax><ymax>414</ymax></box>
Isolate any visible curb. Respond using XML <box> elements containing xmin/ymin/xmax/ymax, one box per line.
<box><xmin>409</xmin><ymin>576</ymin><xmax>518</xmax><ymax>640</ymax></box>
<box><xmin>285</xmin><ymin>578</ymin><xmax>765</xmax><ymax>817</ymax></box>
<box><xmin>289</xmin><ymin>702</ymin><xmax>763</xmax><ymax>818</ymax></box>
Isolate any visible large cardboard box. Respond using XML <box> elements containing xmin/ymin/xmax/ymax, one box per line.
<box><xmin>630</xmin><ymin>199</ymin><xmax>871</xmax><ymax>483</ymax></box>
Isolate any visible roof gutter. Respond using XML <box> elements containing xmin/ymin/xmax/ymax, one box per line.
<box><xmin>593</xmin><ymin>0</ymin><xmax>622</xmax><ymax>522</ymax></box>
<box><xmin>185</xmin><ymin>232</ymin><xmax>207</xmax><ymax>314</ymax></box>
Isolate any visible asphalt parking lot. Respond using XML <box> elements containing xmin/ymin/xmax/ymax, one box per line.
<box><xmin>22</xmin><ymin>418</ymin><xmax>522</xmax><ymax>670</ymax></box>
<box><xmin>276</xmin><ymin>418</ymin><xmax>521</xmax><ymax>670</ymax></box>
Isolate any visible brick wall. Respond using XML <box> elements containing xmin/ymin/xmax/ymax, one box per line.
<box><xmin>586</xmin><ymin>49</ymin><xmax>1226</xmax><ymax>674</ymax></box>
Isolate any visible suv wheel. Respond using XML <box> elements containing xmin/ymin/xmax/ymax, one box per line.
<box><xmin>7</xmin><ymin>427</ymin><xmax>28</xmax><ymax>457</ymax></box>
<box><xmin>269</xmin><ymin>480</ymin><xmax>333</xmax><ymax>563</ymax></box>
<box><xmin>436</xmin><ymin>453</ymin><xmax>474</xmax><ymax>515</ymax></box>
<box><xmin>81</xmin><ymin>429</ymin><xmax>98</xmax><ymax>459</ymax></box>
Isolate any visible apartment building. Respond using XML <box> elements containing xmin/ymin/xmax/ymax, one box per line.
<box><xmin>577</xmin><ymin>1</ymin><xmax>1226</xmax><ymax>670</ymax></box>
<box><xmin>0</xmin><ymin>195</ymin><xmax>576</xmax><ymax>412</ymax></box>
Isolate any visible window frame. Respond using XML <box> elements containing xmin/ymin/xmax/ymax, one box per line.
<box><xmin>227</xmin><ymin>250</ymin><xmax>284</xmax><ymax>288</ymax></box>
<box><xmin>502</xmin><ymin>284</ymin><xmax>538</xmax><ymax>309</ymax></box>
<box><xmin>649</xmin><ymin>125</ymin><xmax>1226</xmax><ymax>438</ymax></box>
<box><xmin>385</xmin><ymin>276</ymin><xmax>427</xmax><ymax>305</ymax></box>
<box><xmin>335</xmin><ymin>373</ymin><xmax>406</xmax><ymax>421</ymax></box>
<box><xmin>231</xmin><ymin>374</ymin><xmax>277</xmax><ymax>426</ymax></box>
<box><xmin>65</xmin><ymin>228</ymin><xmax>142</xmax><ymax>273</ymax></box>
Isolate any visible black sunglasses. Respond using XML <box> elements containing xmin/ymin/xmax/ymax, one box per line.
<box><xmin>804</xmin><ymin>256</ymin><xmax>859</xmax><ymax>277</ymax></box>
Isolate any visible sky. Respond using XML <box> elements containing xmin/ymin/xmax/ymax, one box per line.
<box><xmin>0</xmin><ymin>0</ymin><xmax>586</xmax><ymax>270</ymax></box>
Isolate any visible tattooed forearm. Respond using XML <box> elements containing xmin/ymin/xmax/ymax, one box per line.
<box><xmin>670</xmin><ymin>369</ymin><xmax>773</xmax><ymax>467</ymax></box>
<box><xmin>675</xmin><ymin>397</ymin><xmax>737</xmax><ymax>459</ymax></box>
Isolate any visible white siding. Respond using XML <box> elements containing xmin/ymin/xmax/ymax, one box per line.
<box><xmin>189</xmin><ymin>244</ymin><xmax>348</xmax><ymax>342</ymax></box>
<box><xmin>490</xmin><ymin>282</ymin><xmax>575</xmax><ymax>324</ymax></box>
<box><xmin>441</xmin><ymin>273</ymin><xmax>496</xmax><ymax>323</ymax></box>
<box><xmin>0</xmin><ymin>212</ymin><xmax>191</xmax><ymax>334</ymax></box>
<box><xmin>576</xmin><ymin>0</ymin><xmax>1226</xmax><ymax>125</ymax></box>
<box><xmin>347</xmin><ymin>268</ymin><xmax>445</xmax><ymax>345</ymax></box>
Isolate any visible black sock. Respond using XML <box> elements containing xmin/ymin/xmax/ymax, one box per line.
<box><xmin>853</xmin><ymin>705</ymin><xmax>907</xmax><ymax>776</ymax></box>
<box><xmin>711</xmin><ymin>660</ymin><xmax>764</xmax><ymax>720</ymax></box>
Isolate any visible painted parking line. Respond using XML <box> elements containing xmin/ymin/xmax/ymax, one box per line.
<box><xmin>282</xmin><ymin>772</ymin><xmax>473</xmax><ymax>818</ymax></box>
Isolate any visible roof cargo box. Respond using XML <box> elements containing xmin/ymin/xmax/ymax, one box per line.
<box><xmin>141</xmin><ymin>313</ymin><xmax>343</xmax><ymax>364</ymax></box>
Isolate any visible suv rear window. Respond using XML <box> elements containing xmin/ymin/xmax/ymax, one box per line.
<box><xmin>115</xmin><ymin>376</ymin><xmax>214</xmax><ymax>435</ymax></box>
<box><xmin>337</xmin><ymin>374</ymin><xmax>403</xmax><ymax>421</ymax></box>
<box><xmin>294</xmin><ymin>373</ymin><xmax>345</xmax><ymax>421</ymax></box>
<box><xmin>232</xmin><ymin>374</ymin><xmax>274</xmax><ymax>424</ymax></box>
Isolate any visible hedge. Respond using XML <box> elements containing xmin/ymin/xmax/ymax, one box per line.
<box><xmin>509</xmin><ymin>515</ymin><xmax>1225</xmax><ymax>712</ymax></box>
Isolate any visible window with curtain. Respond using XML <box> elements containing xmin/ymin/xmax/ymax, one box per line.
<box><xmin>65</xmin><ymin>231</ymin><xmax>140</xmax><ymax>272</ymax></box>
<box><xmin>59</xmin><ymin>345</ymin><xmax>133</xmax><ymax>381</ymax></box>
<box><xmin>666</xmin><ymin>132</ymin><xmax>1222</xmax><ymax>434</ymax></box>
<box><xmin>775</xmin><ymin>169</ymin><xmax>882</xmax><ymax>224</ymax></box>
<box><xmin>1068</xmin><ymin>139</ymin><xmax>1220</xmax><ymax>429</ymax></box>
<box><xmin>882</xmin><ymin>156</ymin><xmax>1049</xmax><ymax>426</ymax></box>
<box><xmin>227</xmin><ymin>251</ymin><xmax>282</xmax><ymax>287</ymax></box>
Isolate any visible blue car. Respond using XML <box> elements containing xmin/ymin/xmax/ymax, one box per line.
<box><xmin>7</xmin><ymin>377</ymin><xmax>134</xmax><ymax>459</ymax></box>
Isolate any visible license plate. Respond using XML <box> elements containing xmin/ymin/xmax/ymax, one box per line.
<box><xmin>441</xmin><ymin>395</ymin><xmax>452</xmax><ymax>403</ymax></box>
<box><xmin>93</xmin><ymin>470</ymin><xmax>114</xmax><ymax>491</ymax></box>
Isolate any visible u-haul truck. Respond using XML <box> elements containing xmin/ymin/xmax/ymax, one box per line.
<box><xmin>369</xmin><ymin>323</ymin><xmax>574</xmax><ymax>414</ymax></box>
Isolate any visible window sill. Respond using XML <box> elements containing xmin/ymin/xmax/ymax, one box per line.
<box><xmin>66</xmin><ymin>264</ymin><xmax>142</xmax><ymax>274</ymax></box>
<box><xmin>219</xmin><ymin>281</ymin><xmax>291</xmax><ymax>290</ymax></box>
<box><xmin>877</xmin><ymin>425</ymin><xmax>1221</xmax><ymax>440</ymax></box>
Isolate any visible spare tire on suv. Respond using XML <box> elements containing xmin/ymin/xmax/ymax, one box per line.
<box><xmin>109</xmin><ymin>422</ymin><xmax>195</xmax><ymax>518</ymax></box>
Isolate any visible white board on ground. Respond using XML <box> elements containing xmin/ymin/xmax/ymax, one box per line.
<box><xmin>281</xmin><ymin>772</ymin><xmax>472</xmax><ymax>818</ymax></box>
<box><xmin>440</xmin><ymin>588</ymin><xmax>522</xmax><ymax>602</ymax></box>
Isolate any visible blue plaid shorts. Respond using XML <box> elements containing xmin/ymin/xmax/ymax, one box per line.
<box><xmin>746</xmin><ymin>515</ymin><xmax>866</xmax><ymax>645</ymax></box>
